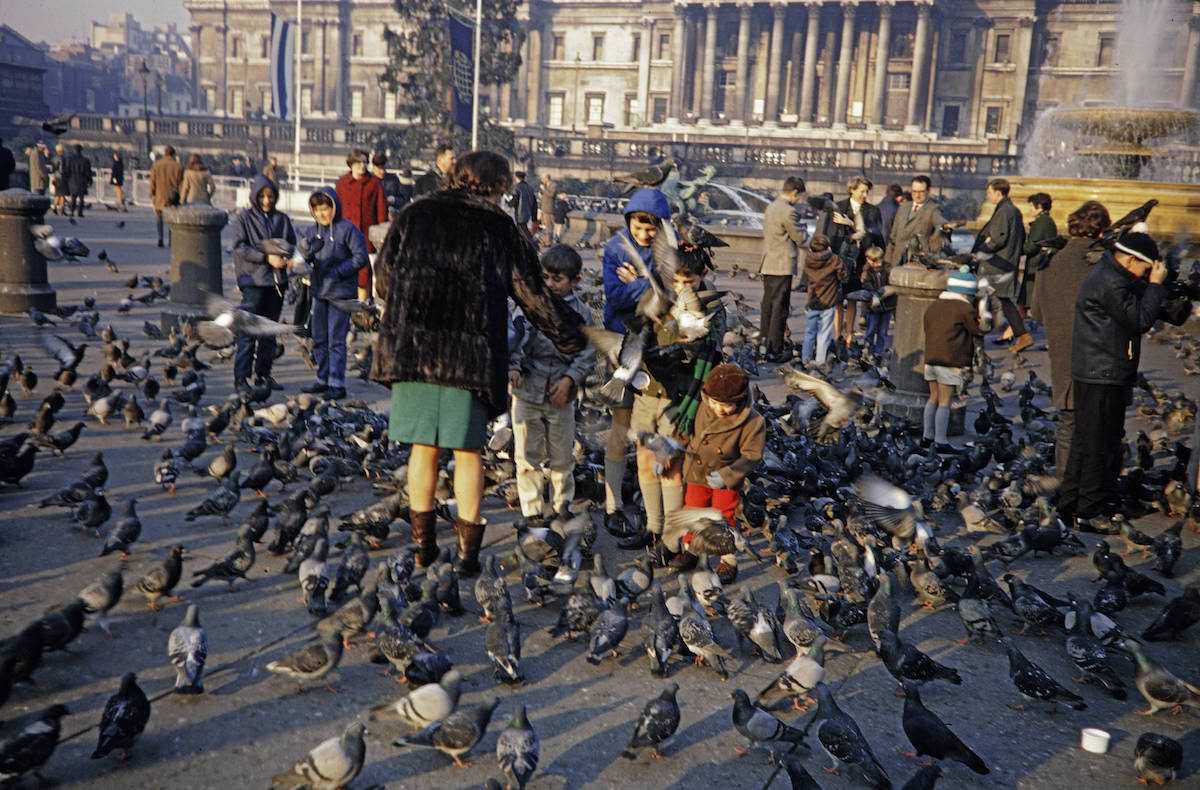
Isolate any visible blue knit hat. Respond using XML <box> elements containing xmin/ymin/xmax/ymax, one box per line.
<box><xmin>945</xmin><ymin>267</ymin><xmax>977</xmax><ymax>296</ymax></box>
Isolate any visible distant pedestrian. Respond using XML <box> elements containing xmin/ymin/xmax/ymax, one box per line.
<box><xmin>1020</xmin><ymin>192</ymin><xmax>1057</xmax><ymax>315</ymax></box>
<box><xmin>28</xmin><ymin>143</ymin><xmax>49</xmax><ymax>195</ymax></box>
<box><xmin>263</xmin><ymin>156</ymin><xmax>280</xmax><ymax>185</ymax></box>
<box><xmin>414</xmin><ymin>142</ymin><xmax>454</xmax><ymax>197</ymax></box>
<box><xmin>552</xmin><ymin>192</ymin><xmax>570</xmax><ymax>241</ymax></box>
<box><xmin>922</xmin><ymin>268</ymin><xmax>988</xmax><ymax>452</ymax></box>
<box><xmin>758</xmin><ymin>176</ymin><xmax>808</xmax><ymax>363</ymax></box>
<box><xmin>51</xmin><ymin>143</ymin><xmax>66</xmax><ymax>215</ymax></box>
<box><xmin>149</xmin><ymin>145</ymin><xmax>184</xmax><ymax>247</ymax></box>
<box><xmin>0</xmin><ymin>137</ymin><xmax>15</xmax><ymax>190</ymax></box>
<box><xmin>62</xmin><ymin>144</ymin><xmax>93</xmax><ymax>218</ymax></box>
<box><xmin>538</xmin><ymin>173</ymin><xmax>557</xmax><ymax>244</ymax></box>
<box><xmin>334</xmin><ymin>148</ymin><xmax>387</xmax><ymax>301</ymax></box>
<box><xmin>110</xmin><ymin>151</ymin><xmax>126</xmax><ymax>211</ymax></box>
<box><xmin>299</xmin><ymin>187</ymin><xmax>368</xmax><ymax>401</ymax></box>
<box><xmin>511</xmin><ymin>170</ymin><xmax>538</xmax><ymax>236</ymax></box>
<box><xmin>879</xmin><ymin>182</ymin><xmax>904</xmax><ymax>241</ymax></box>
<box><xmin>231</xmin><ymin>175</ymin><xmax>296</xmax><ymax>393</ymax></box>
<box><xmin>179</xmin><ymin>154</ymin><xmax>216</xmax><ymax>205</ymax></box>
<box><xmin>973</xmin><ymin>178</ymin><xmax>1030</xmax><ymax>352</ymax></box>
<box><xmin>371</xmin><ymin>152</ymin><xmax>404</xmax><ymax>219</ymax></box>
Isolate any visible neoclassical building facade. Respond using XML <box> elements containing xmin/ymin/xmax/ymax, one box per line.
<box><xmin>183</xmin><ymin>0</ymin><xmax>1200</xmax><ymax>155</ymax></box>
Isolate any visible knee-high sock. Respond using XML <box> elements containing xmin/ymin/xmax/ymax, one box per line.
<box><xmin>935</xmin><ymin>405</ymin><xmax>951</xmax><ymax>444</ymax></box>
<box><xmin>923</xmin><ymin>400</ymin><xmax>937</xmax><ymax>440</ymax></box>
<box><xmin>661</xmin><ymin>481</ymin><xmax>684</xmax><ymax>522</ymax></box>
<box><xmin>605</xmin><ymin>454</ymin><xmax>627</xmax><ymax>513</ymax></box>
<box><xmin>640</xmin><ymin>477</ymin><xmax>664</xmax><ymax>535</ymax></box>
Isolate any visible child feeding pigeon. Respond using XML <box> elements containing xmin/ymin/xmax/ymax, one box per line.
<box><xmin>922</xmin><ymin>267</ymin><xmax>989</xmax><ymax>453</ymax></box>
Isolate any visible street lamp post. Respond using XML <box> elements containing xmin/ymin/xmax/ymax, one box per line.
<box><xmin>139</xmin><ymin>60</ymin><xmax>153</xmax><ymax>160</ymax></box>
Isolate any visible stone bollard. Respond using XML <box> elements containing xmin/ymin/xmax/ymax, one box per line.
<box><xmin>161</xmin><ymin>205</ymin><xmax>229</xmax><ymax>330</ymax></box>
<box><xmin>877</xmin><ymin>264</ymin><xmax>965</xmax><ymax>435</ymax></box>
<box><xmin>0</xmin><ymin>189</ymin><xmax>56</xmax><ymax>313</ymax></box>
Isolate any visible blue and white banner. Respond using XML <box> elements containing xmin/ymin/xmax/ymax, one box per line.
<box><xmin>269</xmin><ymin>12</ymin><xmax>295</xmax><ymax>119</ymax></box>
<box><xmin>448</xmin><ymin>13</ymin><xmax>475</xmax><ymax>132</ymax></box>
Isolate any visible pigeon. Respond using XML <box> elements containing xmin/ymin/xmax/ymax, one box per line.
<box><xmin>622</xmin><ymin>683</ymin><xmax>681</xmax><ymax>761</ymax></box>
<box><xmin>190</xmin><ymin>527</ymin><xmax>256</xmax><ymax>591</ymax></box>
<box><xmin>2</xmin><ymin>624</ymin><xmax>43</xmax><ymax>685</ymax></box>
<box><xmin>30</xmin><ymin>420</ymin><xmax>84</xmax><ymax>456</ymax></box>
<box><xmin>899</xmin><ymin>765</ymin><xmax>943</xmax><ymax>790</ymax></box>
<box><xmin>73</xmin><ymin>489</ymin><xmax>111</xmax><ymax>534</ymax></box>
<box><xmin>496</xmin><ymin>704</ymin><xmax>539</xmax><ymax>790</ymax></box>
<box><xmin>154</xmin><ymin>449</ymin><xmax>180</xmax><ymax>495</ymax></box>
<box><xmin>271</xmin><ymin>721</ymin><xmax>367</xmax><ymax>790</ymax></box>
<box><xmin>184</xmin><ymin>470</ymin><xmax>242</xmax><ymax>523</ymax></box>
<box><xmin>779</xmin><ymin>366</ymin><xmax>862</xmax><ymax>443</ymax></box>
<box><xmin>1122</xmin><ymin>639</ymin><xmax>1200</xmax><ymax>715</ymax></box>
<box><xmin>642</xmin><ymin>583</ymin><xmax>680</xmax><ymax>677</ymax></box>
<box><xmin>474</xmin><ymin>554</ymin><xmax>509</xmax><ymax>624</ymax></box>
<box><xmin>877</xmin><ymin>628</ymin><xmax>962</xmax><ymax>688</ymax></box>
<box><xmin>1152</xmin><ymin>521</ymin><xmax>1184</xmax><ymax>577</ymax></box>
<box><xmin>900</xmin><ymin>683</ymin><xmax>989</xmax><ymax>774</ymax></box>
<box><xmin>369</xmin><ymin>670</ymin><xmax>462</xmax><ymax>728</ymax></box>
<box><xmin>771</xmin><ymin>752</ymin><xmax>825</xmax><ymax>790</ymax></box>
<box><xmin>265</xmin><ymin>635</ymin><xmax>344</xmax><ymax>690</ymax></box>
<box><xmin>0</xmin><ymin>703</ymin><xmax>69</xmax><ymax>785</ymax></box>
<box><xmin>396</xmin><ymin>697</ymin><xmax>499</xmax><ymax>768</ymax></box>
<box><xmin>77</xmin><ymin>570</ymin><xmax>123</xmax><ymax>636</ymax></box>
<box><xmin>679</xmin><ymin>604</ymin><xmax>731</xmax><ymax>680</ymax></box>
<box><xmin>141</xmin><ymin>399</ymin><xmax>173</xmax><ymax>440</ymax></box>
<box><xmin>867</xmin><ymin>573</ymin><xmax>900</xmax><ymax>650</ymax></box>
<box><xmin>135</xmin><ymin>545</ymin><xmax>185</xmax><ymax>609</ymax></box>
<box><xmin>168</xmin><ymin>605</ymin><xmax>207</xmax><ymax>694</ymax></box>
<box><xmin>614</xmin><ymin>159</ymin><xmax>675</xmax><ymax>188</ymax></box>
<box><xmin>811</xmin><ymin>683</ymin><xmax>890</xmax><ymax>790</ymax></box>
<box><xmin>198</xmin><ymin>291</ymin><xmax>297</xmax><ymax>348</ymax></box>
<box><xmin>100</xmin><ymin>497</ymin><xmax>142</xmax><ymax>558</ymax></box>
<box><xmin>1000</xmin><ymin>637</ymin><xmax>1086</xmax><ymax>711</ymax></box>
<box><xmin>329</xmin><ymin>533</ymin><xmax>371</xmax><ymax>603</ymax></box>
<box><xmin>1066</xmin><ymin>599</ymin><xmax>1126</xmax><ymax>700</ymax></box>
<box><xmin>91</xmin><ymin>672</ymin><xmax>151</xmax><ymax>761</ymax></box>
<box><xmin>319</xmin><ymin>586</ymin><xmax>379</xmax><ymax>647</ymax></box>
<box><xmin>587</xmin><ymin>597</ymin><xmax>629</xmax><ymax>664</ymax></box>
<box><xmin>1142</xmin><ymin>585</ymin><xmax>1200</xmax><ymax>641</ymax></box>
<box><xmin>1002</xmin><ymin>573</ymin><xmax>1064</xmax><ymax>635</ymax></box>
<box><xmin>730</xmin><ymin>689</ymin><xmax>806</xmax><ymax>756</ymax></box>
<box><xmin>1134</xmin><ymin>732</ymin><xmax>1183</xmax><ymax>786</ymax></box>
<box><xmin>485</xmin><ymin>606</ymin><xmax>523</xmax><ymax>684</ymax></box>
<box><xmin>758</xmin><ymin>636</ymin><xmax>828</xmax><ymax>711</ymax></box>
<box><xmin>34</xmin><ymin>601</ymin><xmax>86</xmax><ymax>652</ymax></box>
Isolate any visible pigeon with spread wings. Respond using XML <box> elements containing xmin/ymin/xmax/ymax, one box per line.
<box><xmin>778</xmin><ymin>366</ymin><xmax>866</xmax><ymax>443</ymax></box>
<box><xmin>196</xmin><ymin>290</ymin><xmax>297</xmax><ymax>349</ymax></box>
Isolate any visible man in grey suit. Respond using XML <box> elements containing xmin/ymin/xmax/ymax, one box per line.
<box><xmin>973</xmin><ymin>178</ymin><xmax>1031</xmax><ymax>352</ymax></box>
<box><xmin>759</xmin><ymin>176</ymin><xmax>808</xmax><ymax>363</ymax></box>
<box><xmin>884</xmin><ymin>175</ymin><xmax>949</xmax><ymax>267</ymax></box>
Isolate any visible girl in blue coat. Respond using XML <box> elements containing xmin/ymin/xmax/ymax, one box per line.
<box><xmin>302</xmin><ymin>187</ymin><xmax>369</xmax><ymax>399</ymax></box>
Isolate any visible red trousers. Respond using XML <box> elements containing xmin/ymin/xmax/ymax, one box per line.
<box><xmin>684</xmin><ymin>484</ymin><xmax>740</xmax><ymax>526</ymax></box>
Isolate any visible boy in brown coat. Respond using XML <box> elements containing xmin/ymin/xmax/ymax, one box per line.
<box><xmin>922</xmin><ymin>268</ymin><xmax>989</xmax><ymax>451</ymax></box>
<box><xmin>673</xmin><ymin>363</ymin><xmax>765</xmax><ymax>583</ymax></box>
<box><xmin>801</xmin><ymin>234</ymin><xmax>847</xmax><ymax>367</ymax></box>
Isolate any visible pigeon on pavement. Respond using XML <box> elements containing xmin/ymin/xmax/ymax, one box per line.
<box><xmin>397</xmin><ymin>697</ymin><xmax>500</xmax><ymax>768</ymax></box>
<box><xmin>271</xmin><ymin>721</ymin><xmax>366</xmax><ymax>790</ymax></box>
<box><xmin>622</xmin><ymin>683</ymin><xmax>681</xmax><ymax>761</ymax></box>
<box><xmin>495</xmin><ymin>703</ymin><xmax>539</xmax><ymax>790</ymax></box>
<box><xmin>91</xmin><ymin>672</ymin><xmax>151</xmax><ymax>761</ymax></box>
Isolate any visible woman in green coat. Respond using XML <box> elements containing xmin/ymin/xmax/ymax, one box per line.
<box><xmin>1020</xmin><ymin>192</ymin><xmax>1057</xmax><ymax>314</ymax></box>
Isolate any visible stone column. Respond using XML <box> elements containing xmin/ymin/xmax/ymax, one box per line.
<box><xmin>638</xmin><ymin>16</ymin><xmax>654</xmax><ymax>126</ymax></box>
<box><xmin>669</xmin><ymin>4</ymin><xmax>688</xmax><ymax>123</ymax></box>
<box><xmin>879</xmin><ymin>265</ymin><xmax>964</xmax><ymax>433</ymax></box>
<box><xmin>164</xmin><ymin>206</ymin><xmax>228</xmax><ymax>311</ymax></box>
<box><xmin>732</xmin><ymin>3</ymin><xmax>753</xmax><ymax>125</ymax></box>
<box><xmin>0</xmin><ymin>190</ymin><xmax>56</xmax><ymax>313</ymax></box>
<box><xmin>1008</xmin><ymin>16</ymin><xmax>1035</xmax><ymax>142</ymax></box>
<box><xmin>869</xmin><ymin>0</ymin><xmax>892</xmax><ymax>128</ymax></box>
<box><xmin>905</xmin><ymin>0</ymin><xmax>932</xmax><ymax>131</ymax></box>
<box><xmin>764</xmin><ymin>3</ymin><xmax>787</xmax><ymax>125</ymax></box>
<box><xmin>1183</xmin><ymin>17</ymin><xmax>1200</xmax><ymax>107</ymax></box>
<box><xmin>787</xmin><ymin>24</ymin><xmax>804</xmax><ymax>115</ymax></box>
<box><xmin>217</xmin><ymin>24</ymin><xmax>228</xmax><ymax>114</ymax></box>
<box><xmin>317</xmin><ymin>20</ymin><xmax>327</xmax><ymax>113</ymax></box>
<box><xmin>500</xmin><ymin>81</ymin><xmax>512</xmax><ymax>121</ymax></box>
<box><xmin>833</xmin><ymin>0</ymin><xmax>858</xmax><ymax>128</ymax></box>
<box><xmin>699</xmin><ymin>2</ymin><xmax>719</xmax><ymax>123</ymax></box>
<box><xmin>189</xmin><ymin>26</ymin><xmax>202</xmax><ymax>108</ymax></box>
<box><xmin>526</xmin><ymin>25</ymin><xmax>542</xmax><ymax>124</ymax></box>
<box><xmin>799</xmin><ymin>2</ymin><xmax>821</xmax><ymax>126</ymax></box>
<box><xmin>690</xmin><ymin>13</ymin><xmax>705</xmax><ymax>116</ymax></box>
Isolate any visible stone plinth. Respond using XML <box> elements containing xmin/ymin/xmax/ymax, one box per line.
<box><xmin>162</xmin><ymin>205</ymin><xmax>228</xmax><ymax>329</ymax></box>
<box><xmin>878</xmin><ymin>264</ymin><xmax>965</xmax><ymax>435</ymax></box>
<box><xmin>0</xmin><ymin>189</ymin><xmax>56</xmax><ymax>313</ymax></box>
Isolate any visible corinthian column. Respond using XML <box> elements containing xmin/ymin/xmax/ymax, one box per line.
<box><xmin>732</xmin><ymin>3</ymin><xmax>752</xmax><ymax>125</ymax></box>
<box><xmin>526</xmin><ymin>25</ymin><xmax>542</xmax><ymax>124</ymax></box>
<box><xmin>637</xmin><ymin>15</ymin><xmax>653</xmax><ymax>126</ymax></box>
<box><xmin>699</xmin><ymin>1</ymin><xmax>719</xmax><ymax>123</ymax></box>
<box><xmin>669</xmin><ymin>3</ymin><xmax>688</xmax><ymax>123</ymax></box>
<box><xmin>764</xmin><ymin>2</ymin><xmax>788</xmax><ymax>126</ymax></box>
<box><xmin>905</xmin><ymin>0</ymin><xmax>932</xmax><ymax>131</ymax></box>
<box><xmin>832</xmin><ymin>0</ymin><xmax>858</xmax><ymax>128</ymax></box>
<box><xmin>1181</xmin><ymin>15</ymin><xmax>1200</xmax><ymax>107</ymax></box>
<box><xmin>869</xmin><ymin>0</ymin><xmax>892</xmax><ymax>128</ymax></box>
<box><xmin>799</xmin><ymin>1</ymin><xmax>821</xmax><ymax>127</ymax></box>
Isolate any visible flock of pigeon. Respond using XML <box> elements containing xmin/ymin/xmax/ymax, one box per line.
<box><xmin>0</xmin><ymin>211</ymin><xmax>1198</xmax><ymax>790</ymax></box>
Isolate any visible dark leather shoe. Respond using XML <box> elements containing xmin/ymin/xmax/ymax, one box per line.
<box><xmin>325</xmin><ymin>387</ymin><xmax>347</xmax><ymax>400</ymax></box>
<box><xmin>301</xmin><ymin>382</ymin><xmax>328</xmax><ymax>394</ymax></box>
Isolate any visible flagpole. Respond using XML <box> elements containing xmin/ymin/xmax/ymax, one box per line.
<box><xmin>293</xmin><ymin>0</ymin><xmax>302</xmax><ymax>179</ymax></box>
<box><xmin>470</xmin><ymin>0</ymin><xmax>482</xmax><ymax>149</ymax></box>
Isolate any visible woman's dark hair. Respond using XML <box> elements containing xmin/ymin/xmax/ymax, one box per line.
<box><xmin>886</xmin><ymin>183</ymin><xmax>904</xmax><ymax>199</ymax></box>
<box><xmin>1067</xmin><ymin>200</ymin><xmax>1111</xmax><ymax>239</ymax></box>
<box><xmin>540</xmin><ymin>244</ymin><xmax>583</xmax><ymax>279</ymax></box>
<box><xmin>449</xmin><ymin>150</ymin><xmax>512</xmax><ymax>197</ymax></box>
<box><xmin>187</xmin><ymin>153</ymin><xmax>205</xmax><ymax>171</ymax></box>
<box><xmin>1028</xmin><ymin>192</ymin><xmax>1052</xmax><ymax>212</ymax></box>
<box><xmin>371</xmin><ymin>152</ymin><xmax>388</xmax><ymax>168</ymax></box>
<box><xmin>309</xmin><ymin>192</ymin><xmax>335</xmax><ymax>210</ymax></box>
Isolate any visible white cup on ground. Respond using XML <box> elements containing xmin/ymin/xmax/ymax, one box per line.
<box><xmin>1080</xmin><ymin>728</ymin><xmax>1111</xmax><ymax>754</ymax></box>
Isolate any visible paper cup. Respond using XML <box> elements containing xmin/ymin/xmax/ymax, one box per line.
<box><xmin>1080</xmin><ymin>728</ymin><xmax>1111</xmax><ymax>754</ymax></box>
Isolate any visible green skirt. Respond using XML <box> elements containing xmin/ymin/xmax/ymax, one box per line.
<box><xmin>389</xmin><ymin>382</ymin><xmax>489</xmax><ymax>450</ymax></box>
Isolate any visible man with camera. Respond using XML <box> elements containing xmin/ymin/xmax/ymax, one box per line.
<box><xmin>1058</xmin><ymin>231</ymin><xmax>1167</xmax><ymax>532</ymax></box>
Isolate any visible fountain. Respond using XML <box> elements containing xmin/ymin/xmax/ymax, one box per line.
<box><xmin>1001</xmin><ymin>0</ymin><xmax>1200</xmax><ymax>243</ymax></box>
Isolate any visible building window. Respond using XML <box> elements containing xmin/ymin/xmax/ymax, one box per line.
<box><xmin>352</xmin><ymin>31</ymin><xmax>364</xmax><ymax>57</ymax></box>
<box><xmin>1098</xmin><ymin>33</ymin><xmax>1115</xmax><ymax>67</ymax></box>
<box><xmin>260</xmin><ymin>35</ymin><xmax>270</xmax><ymax>59</ymax></box>
<box><xmin>384</xmin><ymin>90</ymin><xmax>397</xmax><ymax>121</ymax></box>
<box><xmin>947</xmin><ymin>30</ymin><xmax>968</xmax><ymax>65</ymax></box>
<box><xmin>1042</xmin><ymin>33</ymin><xmax>1060</xmax><ymax>67</ymax></box>
<box><xmin>993</xmin><ymin>33</ymin><xmax>1011</xmax><ymax>64</ymax></box>
<box><xmin>351</xmin><ymin>87</ymin><xmax>364</xmax><ymax>119</ymax></box>
<box><xmin>548</xmin><ymin>92</ymin><xmax>565</xmax><ymax>126</ymax></box>
<box><xmin>204</xmin><ymin>85</ymin><xmax>216</xmax><ymax>110</ymax></box>
<box><xmin>631</xmin><ymin>32</ymin><xmax>641</xmax><ymax>64</ymax></box>
<box><xmin>301</xmin><ymin>29</ymin><xmax>311</xmax><ymax>55</ymax></box>
<box><xmin>586</xmin><ymin>92</ymin><xmax>605</xmax><ymax>124</ymax></box>
<box><xmin>985</xmin><ymin>105</ymin><xmax>1003</xmax><ymax>135</ymax></box>
<box><xmin>657</xmin><ymin>32</ymin><xmax>671</xmax><ymax>60</ymax></box>
<box><xmin>229</xmin><ymin>86</ymin><xmax>244</xmax><ymax>116</ymax></box>
<box><xmin>624</xmin><ymin>94</ymin><xmax>638</xmax><ymax>126</ymax></box>
<box><xmin>887</xmin><ymin>73</ymin><xmax>911</xmax><ymax>91</ymax></box>
<box><xmin>552</xmin><ymin>33</ymin><xmax>565</xmax><ymax>61</ymax></box>
<box><xmin>231</xmin><ymin>35</ymin><xmax>242</xmax><ymax>58</ymax></box>
<box><xmin>652</xmin><ymin>95</ymin><xmax>668</xmax><ymax>124</ymax></box>
<box><xmin>592</xmin><ymin>33</ymin><xmax>605</xmax><ymax>62</ymax></box>
<box><xmin>300</xmin><ymin>85</ymin><xmax>312</xmax><ymax>115</ymax></box>
<box><xmin>891</xmin><ymin>30</ymin><xmax>914</xmax><ymax>59</ymax></box>
<box><xmin>941</xmin><ymin>104</ymin><xmax>960</xmax><ymax>137</ymax></box>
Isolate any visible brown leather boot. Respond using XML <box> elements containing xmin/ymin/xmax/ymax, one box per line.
<box><xmin>1011</xmin><ymin>333</ymin><xmax>1034</xmax><ymax>354</ymax></box>
<box><xmin>453</xmin><ymin>518</ymin><xmax>485</xmax><ymax>577</ymax></box>
<box><xmin>408</xmin><ymin>510</ymin><xmax>438</xmax><ymax>568</ymax></box>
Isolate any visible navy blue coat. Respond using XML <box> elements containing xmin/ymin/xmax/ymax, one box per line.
<box><xmin>304</xmin><ymin>186</ymin><xmax>369</xmax><ymax>301</ymax></box>
<box><xmin>232</xmin><ymin>175</ymin><xmax>296</xmax><ymax>290</ymax></box>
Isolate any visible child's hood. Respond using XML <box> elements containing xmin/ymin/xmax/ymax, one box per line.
<box><xmin>309</xmin><ymin>186</ymin><xmax>342</xmax><ymax>225</ymax></box>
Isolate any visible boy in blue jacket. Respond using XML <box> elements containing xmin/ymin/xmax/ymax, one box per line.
<box><xmin>599</xmin><ymin>187</ymin><xmax>671</xmax><ymax>541</ymax></box>
<box><xmin>231</xmin><ymin>175</ymin><xmax>296</xmax><ymax>392</ymax></box>
<box><xmin>300</xmin><ymin>187</ymin><xmax>369</xmax><ymax>400</ymax></box>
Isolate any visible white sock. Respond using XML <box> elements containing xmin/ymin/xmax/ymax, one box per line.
<box><xmin>661</xmin><ymin>482</ymin><xmax>684</xmax><ymax>521</ymax></box>
<box><xmin>604</xmin><ymin>454</ymin><xmax>626</xmax><ymax>513</ymax></box>
<box><xmin>935</xmin><ymin>405</ymin><xmax>950</xmax><ymax>444</ymax></box>
<box><xmin>640</xmin><ymin>477</ymin><xmax>664</xmax><ymax>535</ymax></box>
<box><xmin>923</xmin><ymin>400</ymin><xmax>937</xmax><ymax>440</ymax></box>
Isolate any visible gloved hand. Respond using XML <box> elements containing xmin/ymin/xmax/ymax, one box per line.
<box><xmin>706</xmin><ymin>470</ymin><xmax>725</xmax><ymax>489</ymax></box>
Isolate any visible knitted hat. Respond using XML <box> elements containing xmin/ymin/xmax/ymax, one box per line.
<box><xmin>1114</xmin><ymin>231</ymin><xmax>1159</xmax><ymax>264</ymax></box>
<box><xmin>703</xmin><ymin>363</ymin><xmax>749</xmax><ymax>403</ymax></box>
<box><xmin>945</xmin><ymin>266</ymin><xmax>977</xmax><ymax>296</ymax></box>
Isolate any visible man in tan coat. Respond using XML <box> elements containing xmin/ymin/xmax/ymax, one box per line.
<box><xmin>149</xmin><ymin>145</ymin><xmax>184</xmax><ymax>247</ymax></box>
<box><xmin>884</xmin><ymin>175</ymin><xmax>949</xmax><ymax>267</ymax></box>
<box><xmin>28</xmin><ymin>143</ymin><xmax>49</xmax><ymax>194</ymax></box>
<box><xmin>758</xmin><ymin>176</ymin><xmax>808</xmax><ymax>363</ymax></box>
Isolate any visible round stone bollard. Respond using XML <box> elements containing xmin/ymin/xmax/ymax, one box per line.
<box><xmin>877</xmin><ymin>264</ymin><xmax>965</xmax><ymax>435</ymax></box>
<box><xmin>0</xmin><ymin>189</ymin><xmax>56</xmax><ymax>313</ymax></box>
<box><xmin>161</xmin><ymin>205</ymin><xmax>229</xmax><ymax>330</ymax></box>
